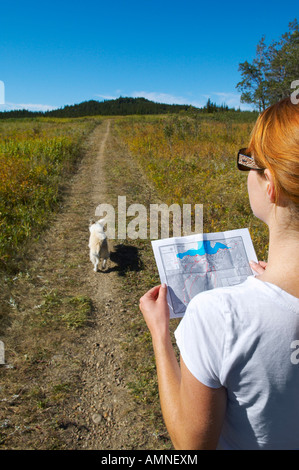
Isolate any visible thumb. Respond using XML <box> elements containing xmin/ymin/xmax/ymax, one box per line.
<box><xmin>158</xmin><ymin>283</ymin><xmax>167</xmax><ymax>300</ymax></box>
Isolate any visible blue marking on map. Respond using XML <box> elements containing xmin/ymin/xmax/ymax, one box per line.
<box><xmin>176</xmin><ymin>240</ymin><xmax>230</xmax><ymax>259</ymax></box>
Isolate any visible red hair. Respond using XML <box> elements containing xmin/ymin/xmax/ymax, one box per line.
<box><xmin>248</xmin><ymin>97</ymin><xmax>299</xmax><ymax>212</ymax></box>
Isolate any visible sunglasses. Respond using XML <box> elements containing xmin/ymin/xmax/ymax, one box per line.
<box><xmin>237</xmin><ymin>148</ymin><xmax>265</xmax><ymax>171</ymax></box>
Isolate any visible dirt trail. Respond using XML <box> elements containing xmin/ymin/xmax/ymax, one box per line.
<box><xmin>57</xmin><ymin>120</ymin><xmax>160</xmax><ymax>449</ymax></box>
<box><xmin>1</xmin><ymin>120</ymin><xmax>167</xmax><ymax>450</ymax></box>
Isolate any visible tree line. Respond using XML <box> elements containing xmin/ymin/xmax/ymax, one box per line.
<box><xmin>0</xmin><ymin>97</ymin><xmax>238</xmax><ymax>120</ymax></box>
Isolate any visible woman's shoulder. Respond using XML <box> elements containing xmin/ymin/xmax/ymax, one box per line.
<box><xmin>188</xmin><ymin>275</ymin><xmax>259</xmax><ymax>313</ymax></box>
<box><xmin>187</xmin><ymin>274</ymin><xmax>299</xmax><ymax>324</ymax></box>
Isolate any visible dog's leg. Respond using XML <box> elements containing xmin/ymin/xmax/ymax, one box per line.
<box><xmin>94</xmin><ymin>258</ymin><xmax>99</xmax><ymax>272</ymax></box>
<box><xmin>102</xmin><ymin>258</ymin><xmax>107</xmax><ymax>270</ymax></box>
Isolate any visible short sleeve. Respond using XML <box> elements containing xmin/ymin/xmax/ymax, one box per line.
<box><xmin>174</xmin><ymin>291</ymin><xmax>227</xmax><ymax>388</ymax></box>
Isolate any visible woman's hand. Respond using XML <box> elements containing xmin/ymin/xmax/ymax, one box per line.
<box><xmin>139</xmin><ymin>284</ymin><xmax>170</xmax><ymax>340</ymax></box>
<box><xmin>250</xmin><ymin>260</ymin><xmax>268</xmax><ymax>275</ymax></box>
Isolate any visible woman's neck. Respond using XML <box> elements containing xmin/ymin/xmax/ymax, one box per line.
<box><xmin>257</xmin><ymin>224</ymin><xmax>299</xmax><ymax>298</ymax></box>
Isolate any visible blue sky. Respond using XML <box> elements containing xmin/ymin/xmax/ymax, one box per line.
<box><xmin>0</xmin><ymin>0</ymin><xmax>297</xmax><ymax>112</ymax></box>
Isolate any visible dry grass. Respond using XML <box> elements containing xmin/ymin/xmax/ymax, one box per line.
<box><xmin>0</xmin><ymin>117</ymin><xmax>100</xmax><ymax>272</ymax></box>
<box><xmin>114</xmin><ymin>113</ymin><xmax>269</xmax><ymax>260</ymax></box>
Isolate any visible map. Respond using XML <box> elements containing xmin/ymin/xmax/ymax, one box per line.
<box><xmin>152</xmin><ymin>228</ymin><xmax>258</xmax><ymax>318</ymax></box>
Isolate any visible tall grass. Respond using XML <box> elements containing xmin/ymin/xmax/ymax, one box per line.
<box><xmin>115</xmin><ymin>114</ymin><xmax>269</xmax><ymax>260</ymax></box>
<box><xmin>0</xmin><ymin>117</ymin><xmax>99</xmax><ymax>269</ymax></box>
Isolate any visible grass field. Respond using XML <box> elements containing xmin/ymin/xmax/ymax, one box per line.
<box><xmin>0</xmin><ymin>117</ymin><xmax>100</xmax><ymax>271</ymax></box>
<box><xmin>114</xmin><ymin>113</ymin><xmax>269</xmax><ymax>260</ymax></box>
<box><xmin>0</xmin><ymin>113</ymin><xmax>268</xmax><ymax>274</ymax></box>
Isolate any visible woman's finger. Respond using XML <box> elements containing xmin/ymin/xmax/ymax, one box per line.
<box><xmin>140</xmin><ymin>285</ymin><xmax>161</xmax><ymax>305</ymax></box>
<box><xmin>258</xmin><ymin>261</ymin><xmax>268</xmax><ymax>269</ymax></box>
<box><xmin>249</xmin><ymin>260</ymin><xmax>266</xmax><ymax>274</ymax></box>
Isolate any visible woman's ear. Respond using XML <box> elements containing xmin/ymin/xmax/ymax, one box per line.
<box><xmin>264</xmin><ymin>169</ymin><xmax>276</xmax><ymax>203</ymax></box>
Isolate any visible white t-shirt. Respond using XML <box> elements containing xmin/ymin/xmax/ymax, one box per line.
<box><xmin>174</xmin><ymin>276</ymin><xmax>299</xmax><ymax>450</ymax></box>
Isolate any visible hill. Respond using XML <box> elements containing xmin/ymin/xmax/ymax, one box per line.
<box><xmin>47</xmin><ymin>97</ymin><xmax>196</xmax><ymax>117</ymax></box>
<box><xmin>0</xmin><ymin>96</ymin><xmax>243</xmax><ymax>120</ymax></box>
<box><xmin>0</xmin><ymin>97</ymin><xmax>197</xmax><ymax>119</ymax></box>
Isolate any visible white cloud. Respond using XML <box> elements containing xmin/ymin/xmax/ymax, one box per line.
<box><xmin>132</xmin><ymin>91</ymin><xmax>185</xmax><ymax>104</ymax></box>
<box><xmin>0</xmin><ymin>102</ymin><xmax>57</xmax><ymax>112</ymax></box>
<box><xmin>208</xmin><ymin>92</ymin><xmax>254</xmax><ymax>110</ymax></box>
<box><xmin>95</xmin><ymin>90</ymin><xmax>253</xmax><ymax>110</ymax></box>
<box><xmin>132</xmin><ymin>91</ymin><xmax>187</xmax><ymax>105</ymax></box>
<box><xmin>94</xmin><ymin>90</ymin><xmax>205</xmax><ymax>108</ymax></box>
<box><xmin>131</xmin><ymin>91</ymin><xmax>205</xmax><ymax>109</ymax></box>
<box><xmin>95</xmin><ymin>94</ymin><xmax>120</xmax><ymax>101</ymax></box>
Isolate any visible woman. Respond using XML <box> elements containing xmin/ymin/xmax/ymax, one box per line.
<box><xmin>139</xmin><ymin>97</ymin><xmax>299</xmax><ymax>450</ymax></box>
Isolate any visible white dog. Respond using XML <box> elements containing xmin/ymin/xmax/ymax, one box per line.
<box><xmin>89</xmin><ymin>219</ymin><xmax>109</xmax><ymax>272</ymax></box>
